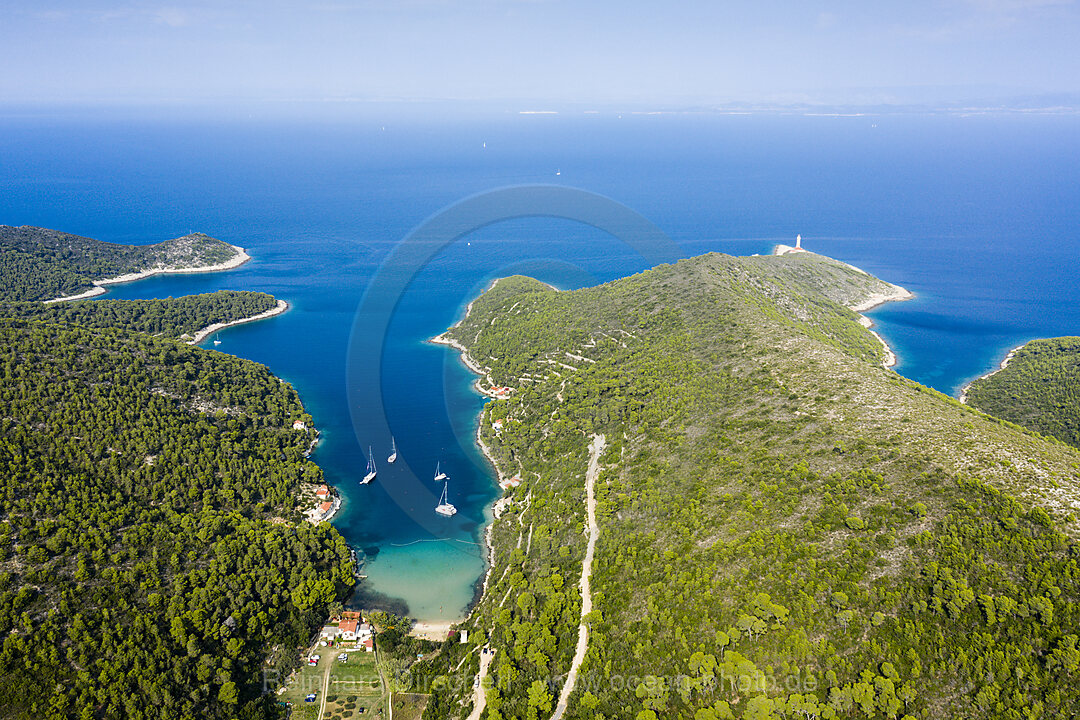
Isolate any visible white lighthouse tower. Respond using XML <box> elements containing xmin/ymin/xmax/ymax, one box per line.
<box><xmin>774</xmin><ymin>234</ymin><xmax>807</xmax><ymax>256</ymax></box>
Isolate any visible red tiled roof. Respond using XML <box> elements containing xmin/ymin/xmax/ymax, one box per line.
<box><xmin>339</xmin><ymin>619</ymin><xmax>359</xmax><ymax>633</ymax></box>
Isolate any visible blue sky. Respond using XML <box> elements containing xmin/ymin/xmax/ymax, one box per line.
<box><xmin>1</xmin><ymin>0</ymin><xmax>1078</xmax><ymax>108</ymax></box>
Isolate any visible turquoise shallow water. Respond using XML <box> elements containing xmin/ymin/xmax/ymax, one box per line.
<box><xmin>2</xmin><ymin>109</ymin><xmax>1079</xmax><ymax>621</ymax></box>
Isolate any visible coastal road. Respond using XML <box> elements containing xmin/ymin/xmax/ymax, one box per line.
<box><xmin>550</xmin><ymin>434</ymin><xmax>605</xmax><ymax>720</ymax></box>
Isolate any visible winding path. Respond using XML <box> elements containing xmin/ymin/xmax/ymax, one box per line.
<box><xmin>317</xmin><ymin>651</ymin><xmax>333</xmax><ymax>720</ymax></box>
<box><xmin>466</xmin><ymin>645</ymin><xmax>494</xmax><ymax>720</ymax></box>
<box><xmin>550</xmin><ymin>434</ymin><xmax>606</xmax><ymax>720</ymax></box>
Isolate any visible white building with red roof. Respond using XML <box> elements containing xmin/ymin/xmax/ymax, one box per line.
<box><xmin>339</xmin><ymin>618</ymin><xmax>359</xmax><ymax>641</ymax></box>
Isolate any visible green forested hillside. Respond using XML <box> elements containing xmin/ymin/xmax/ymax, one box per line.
<box><xmin>0</xmin><ymin>290</ymin><xmax>278</xmax><ymax>340</ymax></box>
<box><xmin>0</xmin><ymin>243</ymin><xmax>89</xmax><ymax>302</ymax></box>
<box><xmin>419</xmin><ymin>252</ymin><xmax>1080</xmax><ymax>720</ymax></box>
<box><xmin>0</xmin><ymin>319</ymin><xmax>352</xmax><ymax>719</ymax></box>
<box><xmin>0</xmin><ymin>225</ymin><xmax>240</xmax><ymax>301</ymax></box>
<box><xmin>965</xmin><ymin>338</ymin><xmax>1080</xmax><ymax>449</ymax></box>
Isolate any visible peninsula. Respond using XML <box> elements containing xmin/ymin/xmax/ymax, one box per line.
<box><xmin>0</xmin><ymin>225</ymin><xmax>249</xmax><ymax>302</ymax></box>
<box><xmin>413</xmin><ymin>250</ymin><xmax>1080</xmax><ymax>720</ymax></box>
<box><xmin>0</xmin><ymin>225</ymin><xmax>292</xmax><ymax>347</ymax></box>
<box><xmin>0</xmin><ymin>290</ymin><xmax>285</xmax><ymax>342</ymax></box>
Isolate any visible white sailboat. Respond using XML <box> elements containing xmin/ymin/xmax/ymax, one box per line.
<box><xmin>434</xmin><ymin>462</ymin><xmax>448</xmax><ymax>482</ymax></box>
<box><xmin>435</xmin><ymin>482</ymin><xmax>457</xmax><ymax>517</ymax></box>
<box><xmin>360</xmin><ymin>446</ymin><xmax>377</xmax><ymax>485</ymax></box>
<box><xmin>387</xmin><ymin>437</ymin><xmax>397</xmax><ymax>464</ymax></box>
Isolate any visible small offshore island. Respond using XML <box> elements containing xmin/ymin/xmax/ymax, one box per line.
<box><xmin>411</xmin><ymin>248</ymin><xmax>1080</xmax><ymax>720</ymax></box>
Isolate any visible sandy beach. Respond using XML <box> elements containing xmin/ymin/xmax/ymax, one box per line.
<box><xmin>958</xmin><ymin>342</ymin><xmax>1028</xmax><ymax>403</ymax></box>
<box><xmin>410</xmin><ymin>620</ymin><xmax>455</xmax><ymax>642</ymax></box>
<box><xmin>187</xmin><ymin>299</ymin><xmax>289</xmax><ymax>344</ymax></box>
<box><xmin>44</xmin><ymin>244</ymin><xmax>251</xmax><ymax>303</ymax></box>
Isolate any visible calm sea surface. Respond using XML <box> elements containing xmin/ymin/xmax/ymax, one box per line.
<box><xmin>2</xmin><ymin>108</ymin><xmax>1078</xmax><ymax>621</ymax></box>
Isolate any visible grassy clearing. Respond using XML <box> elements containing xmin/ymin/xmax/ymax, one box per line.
<box><xmin>391</xmin><ymin>692</ymin><xmax>430</xmax><ymax>720</ymax></box>
<box><xmin>278</xmin><ymin>646</ymin><xmax>390</xmax><ymax>720</ymax></box>
<box><xmin>277</xmin><ymin>654</ymin><xmax>329</xmax><ymax>720</ymax></box>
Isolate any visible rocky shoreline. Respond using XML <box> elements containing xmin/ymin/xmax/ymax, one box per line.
<box><xmin>45</xmin><ymin>244</ymin><xmax>252</xmax><ymax>303</ymax></box>
<box><xmin>958</xmin><ymin>342</ymin><xmax>1027</xmax><ymax>404</ymax></box>
<box><xmin>186</xmin><ymin>299</ymin><xmax>289</xmax><ymax>344</ymax></box>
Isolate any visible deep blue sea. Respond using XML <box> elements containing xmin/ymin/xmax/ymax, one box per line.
<box><xmin>2</xmin><ymin>107</ymin><xmax>1079</xmax><ymax>621</ymax></box>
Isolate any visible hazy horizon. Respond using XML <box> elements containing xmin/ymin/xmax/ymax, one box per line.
<box><xmin>2</xmin><ymin>1</ymin><xmax>1079</xmax><ymax>110</ymax></box>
